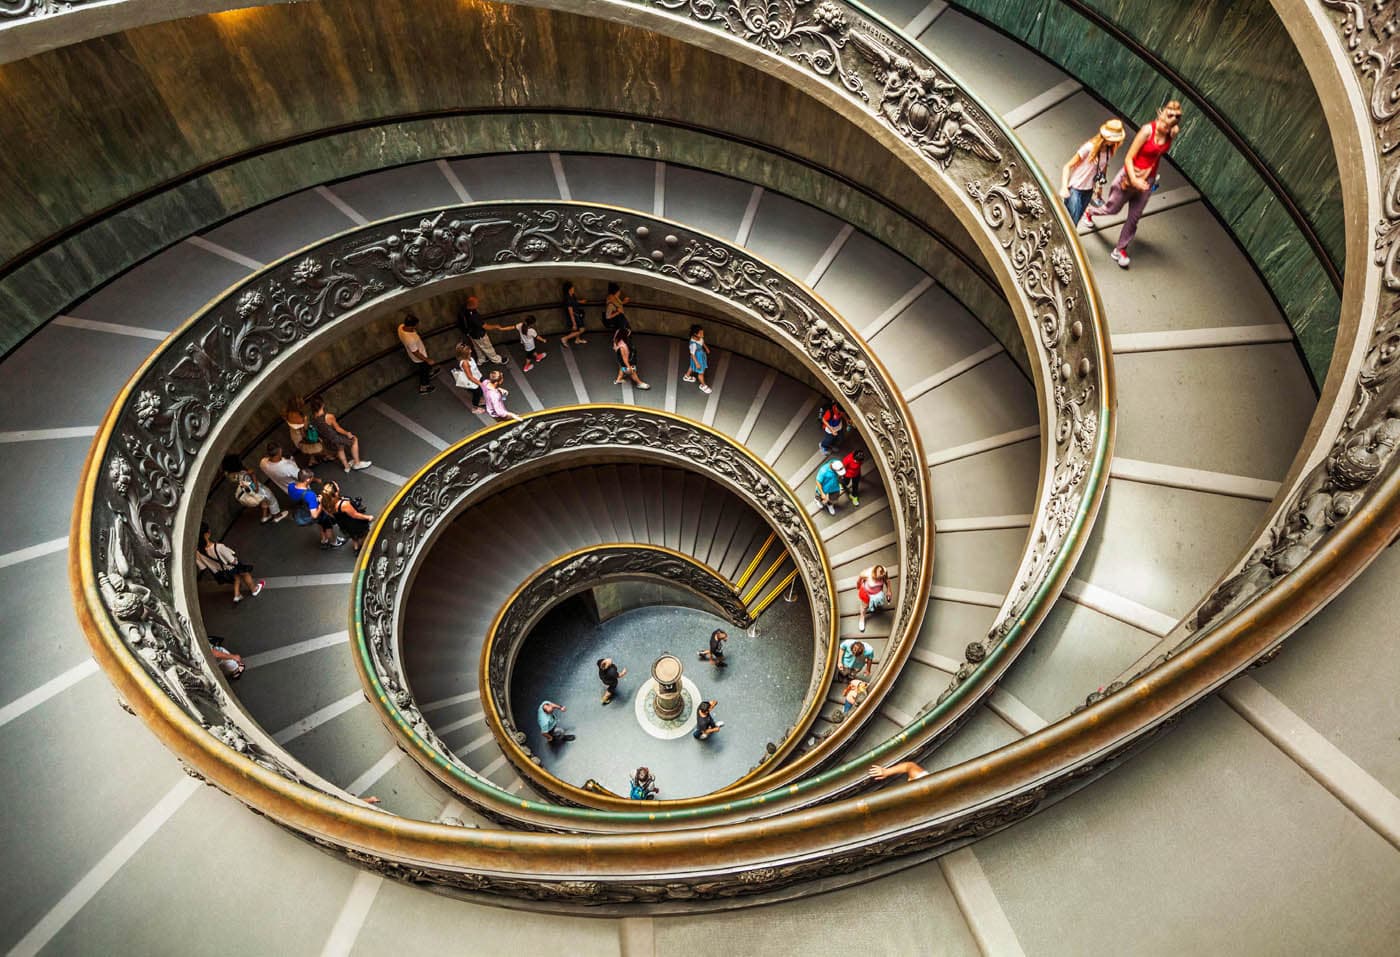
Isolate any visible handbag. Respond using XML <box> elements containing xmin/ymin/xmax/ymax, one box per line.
<box><xmin>234</xmin><ymin>474</ymin><xmax>263</xmax><ymax>508</ymax></box>
<box><xmin>450</xmin><ymin>366</ymin><xmax>473</xmax><ymax>389</ymax></box>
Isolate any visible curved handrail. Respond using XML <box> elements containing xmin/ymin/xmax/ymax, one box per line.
<box><xmin>65</xmin><ymin>0</ymin><xmax>1130</xmax><ymax>899</ymax></box>
<box><xmin>355</xmin><ymin>408</ymin><xmax>836</xmax><ymax>811</ymax></box>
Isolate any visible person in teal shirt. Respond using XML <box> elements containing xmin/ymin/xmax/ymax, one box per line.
<box><xmin>537</xmin><ymin>700</ymin><xmax>573</xmax><ymax>744</ymax></box>
<box><xmin>814</xmin><ymin>459</ymin><xmax>846</xmax><ymax>516</ymax></box>
<box><xmin>839</xmin><ymin>639</ymin><xmax>875</xmax><ymax>679</ymax></box>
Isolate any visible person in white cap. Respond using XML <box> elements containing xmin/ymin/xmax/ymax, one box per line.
<box><xmin>1059</xmin><ymin>117</ymin><xmax>1126</xmax><ymax>226</ymax></box>
<box><xmin>814</xmin><ymin>458</ymin><xmax>846</xmax><ymax>516</ymax></box>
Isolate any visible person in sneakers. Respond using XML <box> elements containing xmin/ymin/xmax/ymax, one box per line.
<box><xmin>611</xmin><ymin>326</ymin><xmax>651</xmax><ymax>390</ymax></box>
<box><xmin>840</xmin><ymin>449</ymin><xmax>866</xmax><ymax>506</ymax></box>
<box><xmin>481</xmin><ymin>369</ymin><xmax>521</xmax><ymax>422</ymax></box>
<box><xmin>838</xmin><ymin>639</ymin><xmax>876</xmax><ymax>680</ymax></box>
<box><xmin>597</xmin><ymin>657</ymin><xmax>628</xmax><ymax>705</ymax></box>
<box><xmin>194</xmin><ymin>523</ymin><xmax>264</xmax><ymax>605</ymax></box>
<box><xmin>1084</xmin><ymin>101</ymin><xmax>1183</xmax><ymax>268</ymax></box>
<box><xmin>538</xmin><ymin>700</ymin><xmax>574</xmax><ymax>744</ymax></box>
<box><xmin>697</xmin><ymin>628</ymin><xmax>729</xmax><ymax>668</ymax></box>
<box><xmin>814</xmin><ymin>458</ymin><xmax>846</xmax><ymax>515</ymax></box>
<box><xmin>856</xmin><ymin>565</ymin><xmax>890</xmax><ymax>634</ymax></box>
<box><xmin>288</xmin><ymin>471</ymin><xmax>345</xmax><ymax>549</ymax></box>
<box><xmin>684</xmin><ymin>324</ymin><xmax>712</xmax><ymax>394</ymax></box>
<box><xmin>513</xmin><ymin>315</ymin><xmax>548</xmax><ymax>371</ymax></box>
<box><xmin>259</xmin><ymin>442</ymin><xmax>301</xmax><ymax>495</ymax></box>
<box><xmin>222</xmin><ymin>454</ymin><xmax>287</xmax><ymax>524</ymax></box>
<box><xmin>307</xmin><ymin>395</ymin><xmax>371</xmax><ymax>474</ymax></box>
<box><xmin>397</xmin><ymin>314</ymin><xmax>437</xmax><ymax>395</ymax></box>
<box><xmin>692</xmin><ymin>699</ymin><xmax>723</xmax><ymax>740</ymax></box>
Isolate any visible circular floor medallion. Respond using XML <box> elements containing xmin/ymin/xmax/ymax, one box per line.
<box><xmin>634</xmin><ymin>675</ymin><xmax>702</xmax><ymax>740</ymax></box>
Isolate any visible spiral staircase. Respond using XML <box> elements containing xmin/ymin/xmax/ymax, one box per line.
<box><xmin>2</xmin><ymin>0</ymin><xmax>1398</xmax><ymax>954</ymax></box>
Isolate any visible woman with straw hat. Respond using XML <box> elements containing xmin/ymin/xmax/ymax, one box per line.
<box><xmin>1060</xmin><ymin>118</ymin><xmax>1126</xmax><ymax>226</ymax></box>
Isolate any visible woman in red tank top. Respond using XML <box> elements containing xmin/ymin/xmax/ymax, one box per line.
<box><xmin>1083</xmin><ymin>100</ymin><xmax>1184</xmax><ymax>269</ymax></box>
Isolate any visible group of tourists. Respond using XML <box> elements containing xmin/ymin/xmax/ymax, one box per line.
<box><xmin>1059</xmin><ymin>100</ymin><xmax>1184</xmax><ymax>268</ymax></box>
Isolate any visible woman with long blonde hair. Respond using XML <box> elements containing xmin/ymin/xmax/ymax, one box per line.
<box><xmin>1060</xmin><ymin>118</ymin><xmax>1125</xmax><ymax>226</ymax></box>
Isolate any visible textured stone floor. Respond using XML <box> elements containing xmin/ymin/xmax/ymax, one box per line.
<box><xmin>510</xmin><ymin>598</ymin><xmax>814</xmax><ymax>798</ymax></box>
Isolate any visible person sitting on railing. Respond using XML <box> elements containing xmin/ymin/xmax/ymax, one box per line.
<box><xmin>814</xmin><ymin>458</ymin><xmax>846</xmax><ymax>516</ymax></box>
<box><xmin>258</xmin><ymin>442</ymin><xmax>300</xmax><ymax>496</ymax></box>
<box><xmin>630</xmin><ymin>767</ymin><xmax>659</xmax><ymax>800</ymax></box>
<box><xmin>838</xmin><ymin>638</ymin><xmax>875</xmax><ymax>681</ymax></box>
<box><xmin>481</xmin><ymin>370</ymin><xmax>521</xmax><ymax>422</ymax></box>
<box><xmin>697</xmin><ymin>628</ymin><xmax>729</xmax><ymax>669</ymax></box>
<box><xmin>867</xmin><ymin>761</ymin><xmax>928</xmax><ymax>783</ymax></box>
<box><xmin>597</xmin><ymin>657</ymin><xmax>628</xmax><ymax>705</ymax></box>
<box><xmin>537</xmin><ymin>700</ymin><xmax>574</xmax><ymax>744</ymax></box>
<box><xmin>221</xmin><ymin>453</ymin><xmax>287</xmax><ymax>525</ymax></box>
<box><xmin>307</xmin><ymin>395</ymin><xmax>371</xmax><ymax>474</ymax></box>
<box><xmin>692</xmin><ymin>699</ymin><xmax>724</xmax><ymax>741</ymax></box>
<box><xmin>840</xmin><ymin>449</ymin><xmax>866</xmax><ymax>506</ymax></box>
<box><xmin>194</xmin><ymin>523</ymin><xmax>264</xmax><ymax>605</ymax></box>
<box><xmin>856</xmin><ymin>565</ymin><xmax>890</xmax><ymax>635</ymax></box>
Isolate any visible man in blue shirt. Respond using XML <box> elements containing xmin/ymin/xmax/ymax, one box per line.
<box><xmin>839</xmin><ymin>639</ymin><xmax>875</xmax><ymax>680</ymax></box>
<box><xmin>537</xmin><ymin>700</ymin><xmax>574</xmax><ymax>744</ymax></box>
<box><xmin>287</xmin><ymin>471</ymin><xmax>344</xmax><ymax>549</ymax></box>
<box><xmin>814</xmin><ymin>459</ymin><xmax>845</xmax><ymax>516</ymax></box>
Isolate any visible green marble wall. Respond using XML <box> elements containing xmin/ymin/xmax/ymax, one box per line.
<box><xmin>952</xmin><ymin>0</ymin><xmax>1341</xmax><ymax>385</ymax></box>
<box><xmin>0</xmin><ymin>0</ymin><xmax>1018</xmax><ymax>366</ymax></box>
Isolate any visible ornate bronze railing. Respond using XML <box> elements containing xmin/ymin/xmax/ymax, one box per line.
<box><xmin>355</xmin><ymin>409</ymin><xmax>835</xmax><ymax>811</ymax></box>
<box><xmin>60</xmin><ymin>0</ymin><xmax>1138</xmax><ymax>902</ymax></box>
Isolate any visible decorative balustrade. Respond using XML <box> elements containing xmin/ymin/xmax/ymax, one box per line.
<box><xmin>355</xmin><ymin>409</ymin><xmax>834</xmax><ymax>809</ymax></box>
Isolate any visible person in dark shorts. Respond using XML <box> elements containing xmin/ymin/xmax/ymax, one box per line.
<box><xmin>697</xmin><ymin>628</ymin><xmax>729</xmax><ymax>668</ymax></box>
<box><xmin>597</xmin><ymin>657</ymin><xmax>628</xmax><ymax>705</ymax></box>
<box><xmin>692</xmin><ymin>699</ymin><xmax>723</xmax><ymax>740</ymax></box>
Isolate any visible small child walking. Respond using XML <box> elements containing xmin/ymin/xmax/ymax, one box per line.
<box><xmin>684</xmin><ymin>324</ymin><xmax>712</xmax><ymax>394</ymax></box>
<box><xmin>517</xmin><ymin>315</ymin><xmax>548</xmax><ymax>372</ymax></box>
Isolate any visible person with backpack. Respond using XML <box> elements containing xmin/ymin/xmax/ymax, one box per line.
<box><xmin>222</xmin><ymin>454</ymin><xmax>287</xmax><ymax>524</ymax></box>
<box><xmin>604</xmin><ymin>282</ymin><xmax>631</xmax><ymax>332</ymax></box>
<box><xmin>194</xmin><ymin>523</ymin><xmax>264</xmax><ymax>605</ymax></box>
<box><xmin>814</xmin><ymin>458</ymin><xmax>846</xmax><ymax>516</ymax></box>
<box><xmin>321</xmin><ymin>480</ymin><xmax>375</xmax><ymax>553</ymax></box>
<box><xmin>684</xmin><ymin>324</ymin><xmax>712</xmax><ymax>394</ymax></box>
<box><xmin>819</xmin><ymin>403</ymin><xmax>847</xmax><ymax>453</ymax></box>
<box><xmin>630</xmin><ymin>767</ymin><xmax>659</xmax><ymax>800</ymax></box>
<box><xmin>307</xmin><ymin>395</ymin><xmax>371</xmax><ymax>474</ymax></box>
<box><xmin>611</xmin><ymin>327</ymin><xmax>650</xmax><ymax>390</ymax></box>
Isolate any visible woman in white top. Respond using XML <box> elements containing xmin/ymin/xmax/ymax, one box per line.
<box><xmin>452</xmin><ymin>342</ymin><xmax>486</xmax><ymax>412</ymax></box>
<box><xmin>1059</xmin><ymin>118</ymin><xmax>1125</xmax><ymax>225</ymax></box>
<box><xmin>397</xmin><ymin>314</ymin><xmax>436</xmax><ymax>394</ymax></box>
<box><xmin>194</xmin><ymin>523</ymin><xmax>264</xmax><ymax>604</ymax></box>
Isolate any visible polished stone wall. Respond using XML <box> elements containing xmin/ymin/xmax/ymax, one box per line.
<box><xmin>952</xmin><ymin>0</ymin><xmax>1341</xmax><ymax>384</ymax></box>
<box><xmin>0</xmin><ymin>0</ymin><xmax>1011</xmax><ymax>360</ymax></box>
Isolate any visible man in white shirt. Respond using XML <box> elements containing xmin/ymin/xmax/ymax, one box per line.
<box><xmin>259</xmin><ymin>442</ymin><xmax>301</xmax><ymax>494</ymax></box>
<box><xmin>398</xmin><ymin>314</ymin><xmax>437</xmax><ymax>395</ymax></box>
